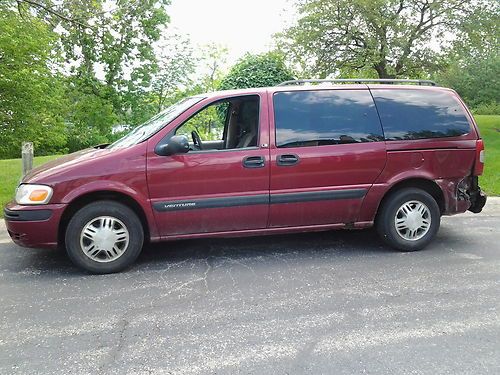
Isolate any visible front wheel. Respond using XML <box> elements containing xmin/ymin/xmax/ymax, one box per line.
<box><xmin>376</xmin><ymin>188</ymin><xmax>441</xmax><ymax>251</ymax></box>
<box><xmin>65</xmin><ymin>201</ymin><xmax>144</xmax><ymax>274</ymax></box>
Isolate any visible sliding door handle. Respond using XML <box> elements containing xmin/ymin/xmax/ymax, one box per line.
<box><xmin>243</xmin><ymin>156</ymin><xmax>265</xmax><ymax>168</ymax></box>
<box><xmin>277</xmin><ymin>154</ymin><xmax>299</xmax><ymax>166</ymax></box>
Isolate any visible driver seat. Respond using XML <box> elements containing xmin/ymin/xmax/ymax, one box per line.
<box><xmin>236</xmin><ymin>100</ymin><xmax>259</xmax><ymax>148</ymax></box>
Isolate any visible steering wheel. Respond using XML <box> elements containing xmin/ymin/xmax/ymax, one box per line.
<box><xmin>191</xmin><ymin>130</ymin><xmax>203</xmax><ymax>150</ymax></box>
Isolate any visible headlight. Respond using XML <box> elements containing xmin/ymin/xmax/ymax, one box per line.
<box><xmin>15</xmin><ymin>184</ymin><xmax>53</xmax><ymax>205</ymax></box>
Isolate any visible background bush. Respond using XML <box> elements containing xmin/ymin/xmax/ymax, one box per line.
<box><xmin>219</xmin><ymin>53</ymin><xmax>295</xmax><ymax>91</ymax></box>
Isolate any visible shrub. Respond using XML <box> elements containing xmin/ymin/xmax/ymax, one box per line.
<box><xmin>219</xmin><ymin>52</ymin><xmax>295</xmax><ymax>91</ymax></box>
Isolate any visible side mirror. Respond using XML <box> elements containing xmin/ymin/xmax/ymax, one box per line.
<box><xmin>156</xmin><ymin>135</ymin><xmax>190</xmax><ymax>156</ymax></box>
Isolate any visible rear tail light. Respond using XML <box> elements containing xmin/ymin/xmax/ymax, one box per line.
<box><xmin>473</xmin><ymin>139</ymin><xmax>485</xmax><ymax>176</ymax></box>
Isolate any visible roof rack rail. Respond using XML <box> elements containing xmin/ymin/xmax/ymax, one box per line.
<box><xmin>277</xmin><ymin>79</ymin><xmax>437</xmax><ymax>87</ymax></box>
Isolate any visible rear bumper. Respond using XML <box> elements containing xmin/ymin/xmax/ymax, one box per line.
<box><xmin>437</xmin><ymin>176</ymin><xmax>486</xmax><ymax>215</ymax></box>
<box><xmin>467</xmin><ymin>177</ymin><xmax>487</xmax><ymax>213</ymax></box>
<box><xmin>3</xmin><ymin>202</ymin><xmax>67</xmax><ymax>249</ymax></box>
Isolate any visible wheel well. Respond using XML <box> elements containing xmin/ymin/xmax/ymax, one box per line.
<box><xmin>58</xmin><ymin>191</ymin><xmax>150</xmax><ymax>248</ymax></box>
<box><xmin>377</xmin><ymin>178</ymin><xmax>445</xmax><ymax>218</ymax></box>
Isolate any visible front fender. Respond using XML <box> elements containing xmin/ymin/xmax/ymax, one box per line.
<box><xmin>60</xmin><ymin>180</ymin><xmax>146</xmax><ymax>205</ymax></box>
<box><xmin>59</xmin><ymin>181</ymin><xmax>159</xmax><ymax>241</ymax></box>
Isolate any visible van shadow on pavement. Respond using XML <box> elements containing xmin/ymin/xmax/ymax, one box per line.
<box><xmin>2</xmin><ymin>228</ymin><xmax>401</xmax><ymax>276</ymax></box>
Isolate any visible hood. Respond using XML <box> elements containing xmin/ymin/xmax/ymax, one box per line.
<box><xmin>23</xmin><ymin>148</ymin><xmax>117</xmax><ymax>185</ymax></box>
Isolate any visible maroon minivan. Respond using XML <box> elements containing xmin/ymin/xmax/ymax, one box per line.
<box><xmin>4</xmin><ymin>79</ymin><xmax>487</xmax><ymax>273</ymax></box>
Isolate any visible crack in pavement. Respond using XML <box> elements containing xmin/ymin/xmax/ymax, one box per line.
<box><xmin>98</xmin><ymin>318</ymin><xmax>130</xmax><ymax>374</ymax></box>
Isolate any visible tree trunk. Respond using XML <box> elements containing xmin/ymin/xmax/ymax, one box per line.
<box><xmin>374</xmin><ymin>62</ymin><xmax>395</xmax><ymax>79</ymax></box>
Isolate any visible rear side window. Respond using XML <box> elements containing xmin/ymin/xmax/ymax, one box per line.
<box><xmin>274</xmin><ymin>90</ymin><xmax>384</xmax><ymax>148</ymax></box>
<box><xmin>371</xmin><ymin>89</ymin><xmax>471</xmax><ymax>141</ymax></box>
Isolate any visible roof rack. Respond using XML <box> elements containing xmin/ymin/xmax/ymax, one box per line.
<box><xmin>277</xmin><ymin>79</ymin><xmax>437</xmax><ymax>87</ymax></box>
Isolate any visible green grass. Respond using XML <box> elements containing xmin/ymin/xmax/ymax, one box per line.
<box><xmin>0</xmin><ymin>115</ymin><xmax>498</xmax><ymax>217</ymax></box>
<box><xmin>0</xmin><ymin>155</ymin><xmax>62</xmax><ymax>214</ymax></box>
<box><xmin>476</xmin><ymin>115</ymin><xmax>500</xmax><ymax>196</ymax></box>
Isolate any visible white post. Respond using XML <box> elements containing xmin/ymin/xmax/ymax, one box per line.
<box><xmin>22</xmin><ymin>142</ymin><xmax>33</xmax><ymax>177</ymax></box>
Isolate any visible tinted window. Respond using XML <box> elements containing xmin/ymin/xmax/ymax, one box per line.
<box><xmin>274</xmin><ymin>90</ymin><xmax>383</xmax><ymax>148</ymax></box>
<box><xmin>371</xmin><ymin>89</ymin><xmax>471</xmax><ymax>141</ymax></box>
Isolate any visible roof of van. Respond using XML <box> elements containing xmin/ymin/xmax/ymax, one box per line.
<box><xmin>201</xmin><ymin>84</ymin><xmax>454</xmax><ymax>100</ymax></box>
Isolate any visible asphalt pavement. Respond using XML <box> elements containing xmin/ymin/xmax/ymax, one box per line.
<box><xmin>1</xmin><ymin>199</ymin><xmax>499</xmax><ymax>374</ymax></box>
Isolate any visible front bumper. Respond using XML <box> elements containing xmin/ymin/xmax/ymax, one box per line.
<box><xmin>4</xmin><ymin>202</ymin><xmax>67</xmax><ymax>249</ymax></box>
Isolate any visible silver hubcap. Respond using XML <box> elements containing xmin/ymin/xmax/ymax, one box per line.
<box><xmin>80</xmin><ymin>216</ymin><xmax>130</xmax><ymax>263</ymax></box>
<box><xmin>395</xmin><ymin>200</ymin><xmax>432</xmax><ymax>241</ymax></box>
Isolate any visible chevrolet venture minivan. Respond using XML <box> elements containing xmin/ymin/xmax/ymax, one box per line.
<box><xmin>4</xmin><ymin>79</ymin><xmax>487</xmax><ymax>273</ymax></box>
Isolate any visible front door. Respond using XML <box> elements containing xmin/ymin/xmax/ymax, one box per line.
<box><xmin>268</xmin><ymin>88</ymin><xmax>387</xmax><ymax>227</ymax></box>
<box><xmin>147</xmin><ymin>94</ymin><xmax>270</xmax><ymax>236</ymax></box>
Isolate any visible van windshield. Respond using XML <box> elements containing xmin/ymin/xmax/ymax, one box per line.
<box><xmin>108</xmin><ymin>97</ymin><xmax>204</xmax><ymax>149</ymax></box>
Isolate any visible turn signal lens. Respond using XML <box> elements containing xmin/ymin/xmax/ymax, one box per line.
<box><xmin>29</xmin><ymin>190</ymin><xmax>49</xmax><ymax>202</ymax></box>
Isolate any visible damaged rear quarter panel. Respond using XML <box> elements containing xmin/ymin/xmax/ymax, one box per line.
<box><xmin>359</xmin><ymin>143</ymin><xmax>476</xmax><ymax>221</ymax></box>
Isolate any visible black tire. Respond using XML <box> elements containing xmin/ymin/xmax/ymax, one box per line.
<box><xmin>376</xmin><ymin>188</ymin><xmax>441</xmax><ymax>252</ymax></box>
<box><xmin>65</xmin><ymin>201</ymin><xmax>144</xmax><ymax>274</ymax></box>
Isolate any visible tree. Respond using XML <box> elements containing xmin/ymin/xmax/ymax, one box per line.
<box><xmin>165</xmin><ymin>43</ymin><xmax>229</xmax><ymax>100</ymax></box>
<box><xmin>0</xmin><ymin>10</ymin><xmax>67</xmax><ymax>158</ymax></box>
<box><xmin>150</xmin><ymin>32</ymin><xmax>197</xmax><ymax>114</ymax></box>
<box><xmin>218</xmin><ymin>52</ymin><xmax>295</xmax><ymax>90</ymax></box>
<box><xmin>277</xmin><ymin>0</ymin><xmax>499</xmax><ymax>79</ymax></box>
<box><xmin>13</xmin><ymin>0</ymin><xmax>172</xmax><ymax>124</ymax></box>
<box><xmin>447</xmin><ymin>0</ymin><xmax>499</xmax><ymax>60</ymax></box>
<box><xmin>13</xmin><ymin>0</ymin><xmax>170</xmax><ymax>90</ymax></box>
<box><xmin>435</xmin><ymin>53</ymin><xmax>499</xmax><ymax>112</ymax></box>
<box><xmin>435</xmin><ymin>4</ymin><xmax>499</xmax><ymax>111</ymax></box>
<box><xmin>1</xmin><ymin>0</ymin><xmax>179</xmax><ymax>154</ymax></box>
<box><xmin>64</xmin><ymin>79</ymin><xmax>118</xmax><ymax>152</ymax></box>
<box><xmin>198</xmin><ymin>44</ymin><xmax>229</xmax><ymax>92</ymax></box>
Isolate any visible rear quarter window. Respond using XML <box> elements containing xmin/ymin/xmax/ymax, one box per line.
<box><xmin>371</xmin><ymin>89</ymin><xmax>471</xmax><ymax>141</ymax></box>
<box><xmin>274</xmin><ymin>90</ymin><xmax>384</xmax><ymax>148</ymax></box>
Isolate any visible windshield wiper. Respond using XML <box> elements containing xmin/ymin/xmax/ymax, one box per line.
<box><xmin>94</xmin><ymin>143</ymin><xmax>110</xmax><ymax>149</ymax></box>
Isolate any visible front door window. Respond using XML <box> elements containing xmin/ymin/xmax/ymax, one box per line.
<box><xmin>175</xmin><ymin>95</ymin><xmax>260</xmax><ymax>151</ymax></box>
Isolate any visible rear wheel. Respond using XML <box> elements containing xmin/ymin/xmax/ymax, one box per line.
<box><xmin>65</xmin><ymin>201</ymin><xmax>144</xmax><ymax>274</ymax></box>
<box><xmin>376</xmin><ymin>188</ymin><xmax>440</xmax><ymax>251</ymax></box>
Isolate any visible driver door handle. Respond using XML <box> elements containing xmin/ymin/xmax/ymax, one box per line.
<box><xmin>243</xmin><ymin>156</ymin><xmax>265</xmax><ymax>168</ymax></box>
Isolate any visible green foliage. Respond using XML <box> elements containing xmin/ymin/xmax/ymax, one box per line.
<box><xmin>54</xmin><ymin>0</ymin><xmax>171</xmax><ymax>129</ymax></box>
<box><xmin>277</xmin><ymin>0</ymin><xmax>499</xmax><ymax>79</ymax></box>
<box><xmin>64</xmin><ymin>82</ymin><xmax>118</xmax><ymax>152</ymax></box>
<box><xmin>435</xmin><ymin>6</ymin><xmax>499</xmax><ymax>113</ymax></box>
<box><xmin>0</xmin><ymin>155</ymin><xmax>62</xmax><ymax>214</ymax></box>
<box><xmin>0</xmin><ymin>1</ymin><xmax>177</xmax><ymax>158</ymax></box>
<box><xmin>148</xmin><ymin>32</ymin><xmax>197</xmax><ymax>114</ymax></box>
<box><xmin>176</xmin><ymin>103</ymin><xmax>229</xmax><ymax>141</ymax></box>
<box><xmin>476</xmin><ymin>115</ymin><xmax>500</xmax><ymax>195</ymax></box>
<box><xmin>34</xmin><ymin>0</ymin><xmax>171</xmax><ymax>91</ymax></box>
<box><xmin>447</xmin><ymin>1</ymin><xmax>499</xmax><ymax>60</ymax></box>
<box><xmin>219</xmin><ymin>52</ymin><xmax>295</xmax><ymax>91</ymax></box>
<box><xmin>435</xmin><ymin>44</ymin><xmax>499</xmax><ymax>111</ymax></box>
<box><xmin>472</xmin><ymin>103</ymin><xmax>500</xmax><ymax>116</ymax></box>
<box><xmin>0</xmin><ymin>10</ymin><xmax>67</xmax><ymax>158</ymax></box>
<box><xmin>198</xmin><ymin>44</ymin><xmax>229</xmax><ymax>92</ymax></box>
